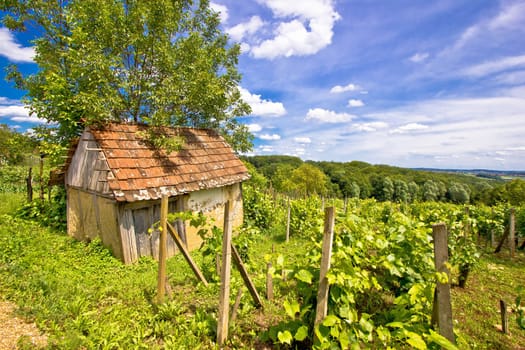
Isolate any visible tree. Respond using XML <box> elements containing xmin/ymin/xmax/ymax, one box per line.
<box><xmin>422</xmin><ymin>180</ymin><xmax>439</xmax><ymax>202</ymax></box>
<box><xmin>447</xmin><ymin>182</ymin><xmax>470</xmax><ymax>204</ymax></box>
<box><xmin>0</xmin><ymin>124</ymin><xmax>37</xmax><ymax>165</ymax></box>
<box><xmin>371</xmin><ymin>176</ymin><xmax>394</xmax><ymax>202</ymax></box>
<box><xmin>407</xmin><ymin>181</ymin><xmax>419</xmax><ymax>202</ymax></box>
<box><xmin>393</xmin><ymin>179</ymin><xmax>408</xmax><ymax>203</ymax></box>
<box><xmin>2</xmin><ymin>0</ymin><xmax>251</xmax><ymax>164</ymax></box>
<box><xmin>287</xmin><ymin>164</ymin><xmax>328</xmax><ymax>197</ymax></box>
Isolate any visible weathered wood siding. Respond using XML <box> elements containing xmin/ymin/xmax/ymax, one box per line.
<box><xmin>67</xmin><ymin>187</ymin><xmax>122</xmax><ymax>258</ymax></box>
<box><xmin>66</xmin><ymin>130</ymin><xmax>111</xmax><ymax>195</ymax></box>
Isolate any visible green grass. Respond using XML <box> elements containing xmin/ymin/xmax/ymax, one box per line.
<box><xmin>1</xmin><ymin>191</ymin><xmax>525</xmax><ymax>349</ymax></box>
<box><xmin>0</xmin><ymin>192</ymin><xmax>24</xmax><ymax>216</ymax></box>
<box><xmin>452</xmin><ymin>248</ymin><xmax>525</xmax><ymax>349</ymax></box>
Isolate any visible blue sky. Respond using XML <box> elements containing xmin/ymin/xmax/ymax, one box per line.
<box><xmin>1</xmin><ymin>1</ymin><xmax>525</xmax><ymax>170</ymax></box>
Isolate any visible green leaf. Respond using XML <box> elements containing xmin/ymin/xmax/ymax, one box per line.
<box><xmin>428</xmin><ymin>330</ymin><xmax>459</xmax><ymax>350</ymax></box>
<box><xmin>277</xmin><ymin>330</ymin><xmax>293</xmax><ymax>345</ymax></box>
<box><xmin>294</xmin><ymin>325</ymin><xmax>309</xmax><ymax>341</ymax></box>
<box><xmin>322</xmin><ymin>314</ymin><xmax>340</xmax><ymax>327</ymax></box>
<box><xmin>295</xmin><ymin>269</ymin><xmax>313</xmax><ymax>284</ymax></box>
<box><xmin>283</xmin><ymin>300</ymin><xmax>300</xmax><ymax>319</ymax></box>
<box><xmin>404</xmin><ymin>331</ymin><xmax>427</xmax><ymax>350</ymax></box>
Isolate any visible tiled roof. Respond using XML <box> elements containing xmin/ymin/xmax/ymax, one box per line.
<box><xmin>86</xmin><ymin>123</ymin><xmax>249</xmax><ymax>202</ymax></box>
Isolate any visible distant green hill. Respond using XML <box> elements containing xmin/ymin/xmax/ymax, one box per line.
<box><xmin>241</xmin><ymin>155</ymin><xmax>524</xmax><ymax>205</ymax></box>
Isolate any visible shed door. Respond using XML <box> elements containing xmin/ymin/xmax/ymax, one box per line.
<box><xmin>129</xmin><ymin>197</ymin><xmax>186</xmax><ymax>260</ymax></box>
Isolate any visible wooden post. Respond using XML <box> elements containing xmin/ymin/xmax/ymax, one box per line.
<box><xmin>166</xmin><ymin>222</ymin><xmax>208</xmax><ymax>286</ymax></box>
<box><xmin>343</xmin><ymin>197</ymin><xmax>348</xmax><ymax>215</ymax></box>
<box><xmin>266</xmin><ymin>262</ymin><xmax>273</xmax><ymax>300</ymax></box>
<box><xmin>156</xmin><ymin>195</ymin><xmax>169</xmax><ymax>304</ymax></box>
<box><xmin>495</xmin><ymin>226</ymin><xmax>509</xmax><ymax>253</ymax></box>
<box><xmin>464</xmin><ymin>206</ymin><xmax>470</xmax><ymax>238</ymax></box>
<box><xmin>314</xmin><ymin>207</ymin><xmax>335</xmax><ymax>327</ymax></box>
<box><xmin>217</xmin><ymin>201</ymin><xmax>233</xmax><ymax>346</ymax></box>
<box><xmin>230</xmin><ymin>287</ymin><xmax>243</xmax><ymax>323</ymax></box>
<box><xmin>500</xmin><ymin>299</ymin><xmax>509</xmax><ymax>334</ymax></box>
<box><xmin>231</xmin><ymin>243</ymin><xmax>263</xmax><ymax>308</ymax></box>
<box><xmin>39</xmin><ymin>154</ymin><xmax>44</xmax><ymax>200</ymax></box>
<box><xmin>432</xmin><ymin>223</ymin><xmax>455</xmax><ymax>344</ymax></box>
<box><xmin>26</xmin><ymin>167</ymin><xmax>33</xmax><ymax>202</ymax></box>
<box><xmin>509</xmin><ymin>208</ymin><xmax>515</xmax><ymax>259</ymax></box>
<box><xmin>285</xmin><ymin>199</ymin><xmax>291</xmax><ymax>243</ymax></box>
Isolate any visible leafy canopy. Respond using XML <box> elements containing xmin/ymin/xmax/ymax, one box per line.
<box><xmin>2</xmin><ymin>0</ymin><xmax>252</xmax><ymax>163</ymax></box>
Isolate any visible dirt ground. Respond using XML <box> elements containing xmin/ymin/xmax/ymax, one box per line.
<box><xmin>0</xmin><ymin>301</ymin><xmax>47</xmax><ymax>349</ymax></box>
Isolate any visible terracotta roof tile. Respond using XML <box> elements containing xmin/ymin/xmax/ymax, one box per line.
<box><xmin>79</xmin><ymin>123</ymin><xmax>249</xmax><ymax>202</ymax></box>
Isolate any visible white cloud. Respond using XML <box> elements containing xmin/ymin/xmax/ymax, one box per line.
<box><xmin>0</xmin><ymin>104</ymin><xmax>29</xmax><ymax>118</ymax></box>
<box><xmin>306</xmin><ymin>108</ymin><xmax>354</xmax><ymax>123</ymax></box>
<box><xmin>330</xmin><ymin>83</ymin><xmax>362</xmax><ymax>94</ymax></box>
<box><xmin>352</xmin><ymin>121</ymin><xmax>388</xmax><ymax>132</ymax></box>
<box><xmin>247</xmin><ymin>123</ymin><xmax>262</xmax><ymax>132</ymax></box>
<box><xmin>348</xmin><ymin>99</ymin><xmax>364</xmax><ymax>107</ymax></box>
<box><xmin>210</xmin><ymin>2</ymin><xmax>229</xmax><ymax>22</ymax></box>
<box><xmin>246</xmin><ymin>0</ymin><xmax>341</xmax><ymax>59</ymax></box>
<box><xmin>462</xmin><ymin>55</ymin><xmax>525</xmax><ymax>77</ymax></box>
<box><xmin>239</xmin><ymin>87</ymin><xmax>286</xmax><ymax>117</ymax></box>
<box><xmin>389</xmin><ymin>123</ymin><xmax>429</xmax><ymax>134</ymax></box>
<box><xmin>409</xmin><ymin>52</ymin><xmax>429</xmax><ymax>63</ymax></box>
<box><xmin>488</xmin><ymin>1</ymin><xmax>525</xmax><ymax>30</ymax></box>
<box><xmin>0</xmin><ymin>100</ymin><xmax>46</xmax><ymax>124</ymax></box>
<box><xmin>259</xmin><ymin>133</ymin><xmax>281</xmax><ymax>140</ymax></box>
<box><xmin>226</xmin><ymin>16</ymin><xmax>264</xmax><ymax>42</ymax></box>
<box><xmin>0</xmin><ymin>28</ymin><xmax>35</xmax><ymax>63</ymax></box>
<box><xmin>294</xmin><ymin>137</ymin><xmax>311</xmax><ymax>144</ymax></box>
<box><xmin>258</xmin><ymin>145</ymin><xmax>274</xmax><ymax>152</ymax></box>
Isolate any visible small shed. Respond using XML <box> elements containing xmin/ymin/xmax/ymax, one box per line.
<box><xmin>63</xmin><ymin>123</ymin><xmax>250</xmax><ymax>264</ymax></box>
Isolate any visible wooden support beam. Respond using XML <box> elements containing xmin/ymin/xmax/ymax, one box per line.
<box><xmin>217</xmin><ymin>201</ymin><xmax>233</xmax><ymax>346</ymax></box>
<box><xmin>167</xmin><ymin>222</ymin><xmax>208</xmax><ymax>286</ymax></box>
<box><xmin>156</xmin><ymin>195</ymin><xmax>168</xmax><ymax>304</ymax></box>
<box><xmin>432</xmin><ymin>223</ymin><xmax>455</xmax><ymax>345</ymax></box>
<box><xmin>231</xmin><ymin>243</ymin><xmax>263</xmax><ymax>308</ymax></box>
<box><xmin>314</xmin><ymin>207</ymin><xmax>335</xmax><ymax>327</ymax></box>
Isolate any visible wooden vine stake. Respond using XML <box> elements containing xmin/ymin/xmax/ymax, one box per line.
<box><xmin>431</xmin><ymin>223</ymin><xmax>455</xmax><ymax>345</ymax></box>
<box><xmin>314</xmin><ymin>207</ymin><xmax>335</xmax><ymax>329</ymax></box>
<box><xmin>156</xmin><ymin>194</ymin><xmax>169</xmax><ymax>304</ymax></box>
<box><xmin>500</xmin><ymin>299</ymin><xmax>509</xmax><ymax>334</ymax></box>
<box><xmin>509</xmin><ymin>208</ymin><xmax>515</xmax><ymax>259</ymax></box>
<box><xmin>217</xmin><ymin>201</ymin><xmax>233</xmax><ymax>346</ymax></box>
<box><xmin>285</xmin><ymin>198</ymin><xmax>291</xmax><ymax>243</ymax></box>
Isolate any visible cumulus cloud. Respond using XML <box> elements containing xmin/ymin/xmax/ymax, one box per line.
<box><xmin>259</xmin><ymin>133</ymin><xmax>281</xmax><ymax>140</ymax></box>
<box><xmin>0</xmin><ymin>99</ymin><xmax>46</xmax><ymax>124</ymax></box>
<box><xmin>0</xmin><ymin>28</ymin><xmax>35</xmax><ymax>63</ymax></box>
<box><xmin>330</xmin><ymin>83</ymin><xmax>362</xmax><ymax>94</ymax></box>
<box><xmin>390</xmin><ymin>123</ymin><xmax>429</xmax><ymax>134</ymax></box>
<box><xmin>348</xmin><ymin>99</ymin><xmax>364</xmax><ymax>107</ymax></box>
<box><xmin>306</xmin><ymin>108</ymin><xmax>354</xmax><ymax>123</ymax></box>
<box><xmin>242</xmin><ymin>0</ymin><xmax>340</xmax><ymax>59</ymax></box>
<box><xmin>226</xmin><ymin>16</ymin><xmax>264</xmax><ymax>42</ymax></box>
<box><xmin>247</xmin><ymin>123</ymin><xmax>262</xmax><ymax>132</ymax></box>
<box><xmin>294</xmin><ymin>137</ymin><xmax>311</xmax><ymax>144</ymax></box>
<box><xmin>239</xmin><ymin>87</ymin><xmax>286</xmax><ymax>117</ymax></box>
<box><xmin>210</xmin><ymin>2</ymin><xmax>229</xmax><ymax>22</ymax></box>
<box><xmin>409</xmin><ymin>52</ymin><xmax>429</xmax><ymax>63</ymax></box>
